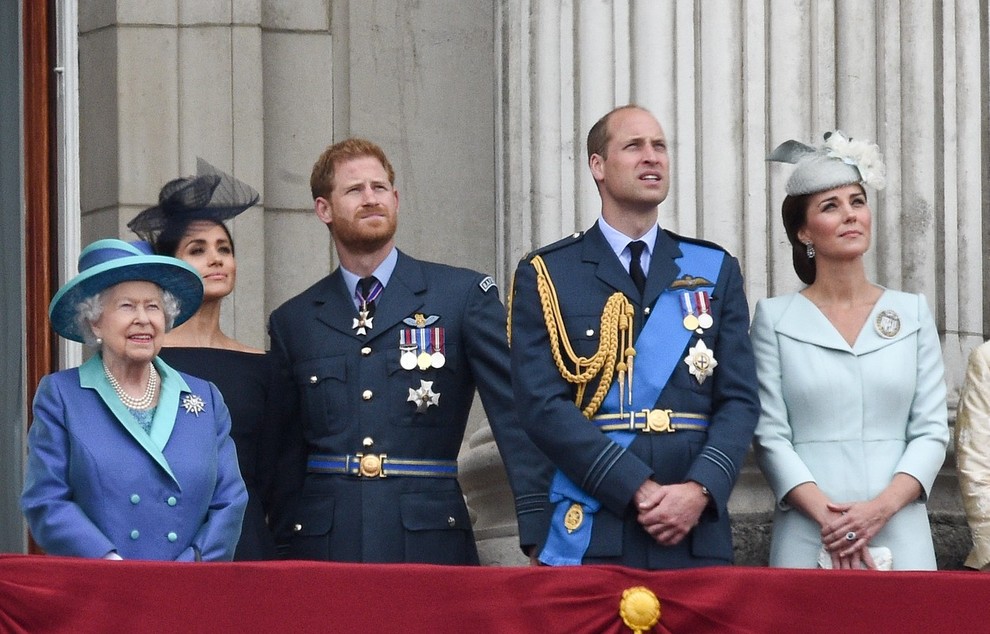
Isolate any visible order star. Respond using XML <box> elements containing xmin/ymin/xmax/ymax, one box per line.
<box><xmin>407</xmin><ymin>380</ymin><xmax>440</xmax><ymax>413</ymax></box>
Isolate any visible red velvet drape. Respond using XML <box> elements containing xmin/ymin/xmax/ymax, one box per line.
<box><xmin>0</xmin><ymin>555</ymin><xmax>984</xmax><ymax>633</ymax></box>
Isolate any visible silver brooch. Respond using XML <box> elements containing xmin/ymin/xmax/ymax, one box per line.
<box><xmin>182</xmin><ymin>394</ymin><xmax>206</xmax><ymax>416</ymax></box>
<box><xmin>874</xmin><ymin>309</ymin><xmax>901</xmax><ymax>339</ymax></box>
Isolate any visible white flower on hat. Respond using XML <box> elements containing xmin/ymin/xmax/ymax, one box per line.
<box><xmin>823</xmin><ymin>131</ymin><xmax>887</xmax><ymax>191</ymax></box>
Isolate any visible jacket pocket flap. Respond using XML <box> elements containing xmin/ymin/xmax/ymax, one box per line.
<box><xmin>293</xmin><ymin>494</ymin><xmax>334</xmax><ymax>536</ymax></box>
<box><xmin>292</xmin><ymin>356</ymin><xmax>347</xmax><ymax>386</ymax></box>
<box><xmin>399</xmin><ymin>491</ymin><xmax>471</xmax><ymax>531</ymax></box>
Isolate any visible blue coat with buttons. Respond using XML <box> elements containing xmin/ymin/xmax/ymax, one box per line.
<box><xmin>509</xmin><ymin>223</ymin><xmax>760</xmax><ymax>569</ymax></box>
<box><xmin>267</xmin><ymin>250</ymin><xmax>550</xmax><ymax>564</ymax></box>
<box><xmin>22</xmin><ymin>355</ymin><xmax>248</xmax><ymax>561</ymax></box>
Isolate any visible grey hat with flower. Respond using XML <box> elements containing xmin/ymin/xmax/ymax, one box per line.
<box><xmin>768</xmin><ymin>130</ymin><xmax>886</xmax><ymax>196</ymax></box>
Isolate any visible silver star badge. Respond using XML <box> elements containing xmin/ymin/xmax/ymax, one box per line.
<box><xmin>352</xmin><ymin>310</ymin><xmax>374</xmax><ymax>336</ymax></box>
<box><xmin>407</xmin><ymin>380</ymin><xmax>440</xmax><ymax>413</ymax></box>
<box><xmin>684</xmin><ymin>340</ymin><xmax>718</xmax><ymax>385</ymax></box>
<box><xmin>182</xmin><ymin>393</ymin><xmax>206</xmax><ymax>416</ymax></box>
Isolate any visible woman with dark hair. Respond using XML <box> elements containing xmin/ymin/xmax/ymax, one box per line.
<box><xmin>129</xmin><ymin>159</ymin><xmax>279</xmax><ymax>560</ymax></box>
<box><xmin>22</xmin><ymin>239</ymin><xmax>247</xmax><ymax>560</ymax></box>
<box><xmin>751</xmin><ymin>132</ymin><xmax>948</xmax><ymax>570</ymax></box>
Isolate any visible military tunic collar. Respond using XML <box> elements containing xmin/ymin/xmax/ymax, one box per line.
<box><xmin>316</xmin><ymin>250</ymin><xmax>427</xmax><ymax>343</ymax></box>
<box><xmin>340</xmin><ymin>246</ymin><xmax>398</xmax><ymax>310</ymax></box>
<box><xmin>597</xmin><ymin>216</ymin><xmax>659</xmax><ymax>273</ymax></box>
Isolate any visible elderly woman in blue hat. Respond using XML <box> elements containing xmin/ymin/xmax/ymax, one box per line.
<box><xmin>751</xmin><ymin>132</ymin><xmax>949</xmax><ymax>570</ymax></box>
<box><xmin>21</xmin><ymin>239</ymin><xmax>248</xmax><ymax>561</ymax></box>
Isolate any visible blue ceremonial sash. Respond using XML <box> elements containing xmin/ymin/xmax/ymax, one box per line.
<box><xmin>540</xmin><ymin>242</ymin><xmax>724</xmax><ymax>565</ymax></box>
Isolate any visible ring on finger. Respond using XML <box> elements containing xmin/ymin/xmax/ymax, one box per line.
<box><xmin>845</xmin><ymin>531</ymin><xmax>857</xmax><ymax>541</ymax></box>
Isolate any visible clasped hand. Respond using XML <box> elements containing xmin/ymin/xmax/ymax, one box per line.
<box><xmin>634</xmin><ymin>479</ymin><xmax>707</xmax><ymax>546</ymax></box>
<box><xmin>820</xmin><ymin>500</ymin><xmax>887</xmax><ymax>569</ymax></box>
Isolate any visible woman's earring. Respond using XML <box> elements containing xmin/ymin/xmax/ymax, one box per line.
<box><xmin>805</xmin><ymin>242</ymin><xmax>815</xmax><ymax>259</ymax></box>
<box><xmin>95</xmin><ymin>337</ymin><xmax>103</xmax><ymax>346</ymax></box>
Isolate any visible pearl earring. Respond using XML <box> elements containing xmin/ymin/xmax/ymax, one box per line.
<box><xmin>95</xmin><ymin>337</ymin><xmax>103</xmax><ymax>346</ymax></box>
<box><xmin>805</xmin><ymin>242</ymin><xmax>815</xmax><ymax>259</ymax></box>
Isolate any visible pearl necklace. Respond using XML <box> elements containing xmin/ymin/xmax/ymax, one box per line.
<box><xmin>104</xmin><ymin>362</ymin><xmax>159</xmax><ymax>411</ymax></box>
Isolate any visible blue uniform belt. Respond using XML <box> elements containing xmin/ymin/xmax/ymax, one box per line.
<box><xmin>306</xmin><ymin>453</ymin><xmax>458</xmax><ymax>478</ymax></box>
<box><xmin>591</xmin><ymin>409</ymin><xmax>709</xmax><ymax>433</ymax></box>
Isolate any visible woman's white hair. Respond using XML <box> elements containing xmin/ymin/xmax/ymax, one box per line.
<box><xmin>75</xmin><ymin>287</ymin><xmax>182</xmax><ymax>347</ymax></box>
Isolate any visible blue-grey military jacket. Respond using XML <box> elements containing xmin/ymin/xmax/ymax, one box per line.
<box><xmin>510</xmin><ymin>223</ymin><xmax>760</xmax><ymax>569</ymax></box>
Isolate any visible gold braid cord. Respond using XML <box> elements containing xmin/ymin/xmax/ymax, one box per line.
<box><xmin>529</xmin><ymin>255</ymin><xmax>635</xmax><ymax>418</ymax></box>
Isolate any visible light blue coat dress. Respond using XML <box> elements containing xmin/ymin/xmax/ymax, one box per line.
<box><xmin>751</xmin><ymin>290</ymin><xmax>948</xmax><ymax>570</ymax></box>
<box><xmin>22</xmin><ymin>355</ymin><xmax>248</xmax><ymax>561</ymax></box>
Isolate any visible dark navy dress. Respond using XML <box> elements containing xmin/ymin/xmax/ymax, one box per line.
<box><xmin>158</xmin><ymin>347</ymin><xmax>279</xmax><ymax>560</ymax></box>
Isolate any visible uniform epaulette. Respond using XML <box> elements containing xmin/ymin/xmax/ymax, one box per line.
<box><xmin>663</xmin><ymin>229</ymin><xmax>731</xmax><ymax>256</ymax></box>
<box><xmin>521</xmin><ymin>231</ymin><xmax>585</xmax><ymax>262</ymax></box>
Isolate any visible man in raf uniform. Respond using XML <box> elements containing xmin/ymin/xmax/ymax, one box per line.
<box><xmin>269</xmin><ymin>138</ymin><xmax>546</xmax><ymax>564</ymax></box>
<box><xmin>509</xmin><ymin>105</ymin><xmax>760</xmax><ymax>568</ymax></box>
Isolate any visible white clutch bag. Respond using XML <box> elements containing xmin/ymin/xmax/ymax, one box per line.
<box><xmin>817</xmin><ymin>545</ymin><xmax>893</xmax><ymax>571</ymax></box>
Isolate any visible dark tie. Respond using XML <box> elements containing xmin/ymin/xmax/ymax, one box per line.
<box><xmin>357</xmin><ymin>276</ymin><xmax>380</xmax><ymax>317</ymax></box>
<box><xmin>628</xmin><ymin>241</ymin><xmax>647</xmax><ymax>295</ymax></box>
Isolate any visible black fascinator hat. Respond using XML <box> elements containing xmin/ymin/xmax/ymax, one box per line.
<box><xmin>128</xmin><ymin>158</ymin><xmax>260</xmax><ymax>246</ymax></box>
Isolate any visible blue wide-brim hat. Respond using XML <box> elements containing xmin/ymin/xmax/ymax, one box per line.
<box><xmin>48</xmin><ymin>239</ymin><xmax>204</xmax><ymax>343</ymax></box>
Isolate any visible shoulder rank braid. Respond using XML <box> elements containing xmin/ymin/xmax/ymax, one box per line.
<box><xmin>510</xmin><ymin>255</ymin><xmax>636</xmax><ymax>419</ymax></box>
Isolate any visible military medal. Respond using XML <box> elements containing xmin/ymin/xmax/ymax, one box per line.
<box><xmin>353</xmin><ymin>310</ymin><xmax>374</xmax><ymax>336</ymax></box>
<box><xmin>684</xmin><ymin>339</ymin><xmax>718</xmax><ymax>384</ymax></box>
<box><xmin>352</xmin><ymin>279</ymin><xmax>383</xmax><ymax>336</ymax></box>
<box><xmin>430</xmin><ymin>327</ymin><xmax>446</xmax><ymax>368</ymax></box>
<box><xmin>680</xmin><ymin>292</ymin><xmax>701</xmax><ymax>333</ymax></box>
<box><xmin>417</xmin><ymin>353</ymin><xmax>432</xmax><ymax>370</ymax></box>
<box><xmin>416</xmin><ymin>328</ymin><xmax>432</xmax><ymax>369</ymax></box>
<box><xmin>407</xmin><ymin>379</ymin><xmax>440</xmax><ymax>413</ymax></box>
<box><xmin>695</xmin><ymin>291</ymin><xmax>714</xmax><ymax>330</ymax></box>
<box><xmin>399</xmin><ymin>330</ymin><xmax>418</xmax><ymax>370</ymax></box>
<box><xmin>874</xmin><ymin>309</ymin><xmax>901</xmax><ymax>338</ymax></box>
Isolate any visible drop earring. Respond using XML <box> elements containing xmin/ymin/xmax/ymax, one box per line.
<box><xmin>805</xmin><ymin>242</ymin><xmax>815</xmax><ymax>259</ymax></box>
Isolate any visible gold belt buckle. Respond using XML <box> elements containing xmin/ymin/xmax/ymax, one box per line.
<box><xmin>645</xmin><ymin>409</ymin><xmax>673</xmax><ymax>433</ymax></box>
<box><xmin>357</xmin><ymin>452</ymin><xmax>386</xmax><ymax>477</ymax></box>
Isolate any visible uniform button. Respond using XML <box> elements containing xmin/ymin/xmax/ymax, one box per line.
<box><xmin>167</xmin><ymin>496</ymin><xmax>177</xmax><ymax>507</ymax></box>
<box><xmin>130</xmin><ymin>494</ymin><xmax>140</xmax><ymax>504</ymax></box>
<box><xmin>447</xmin><ymin>516</ymin><xmax>456</xmax><ymax>527</ymax></box>
<box><xmin>644</xmin><ymin>306</ymin><xmax>651</xmax><ymax>315</ymax></box>
<box><xmin>293</xmin><ymin>524</ymin><xmax>303</xmax><ymax>533</ymax></box>
<box><xmin>361</xmin><ymin>346</ymin><xmax>372</xmax><ymax>356</ymax></box>
<box><xmin>585</xmin><ymin>328</ymin><xmax>595</xmax><ymax>337</ymax></box>
<box><xmin>167</xmin><ymin>532</ymin><xmax>178</xmax><ymax>542</ymax></box>
<box><xmin>130</xmin><ymin>530</ymin><xmax>140</xmax><ymax>540</ymax></box>
<box><xmin>362</xmin><ymin>390</ymin><xmax>373</xmax><ymax>401</ymax></box>
<box><xmin>571</xmin><ymin>232</ymin><xmax>581</xmax><ymax>238</ymax></box>
<box><xmin>309</xmin><ymin>376</ymin><xmax>318</xmax><ymax>384</ymax></box>
<box><xmin>363</xmin><ymin>437</ymin><xmax>374</xmax><ymax>447</ymax></box>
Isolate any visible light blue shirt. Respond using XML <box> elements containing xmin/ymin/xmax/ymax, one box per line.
<box><xmin>340</xmin><ymin>247</ymin><xmax>398</xmax><ymax>310</ymax></box>
<box><xmin>597</xmin><ymin>216</ymin><xmax>658</xmax><ymax>275</ymax></box>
